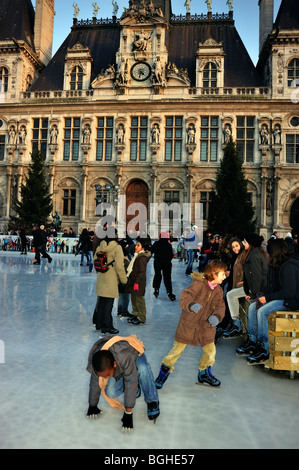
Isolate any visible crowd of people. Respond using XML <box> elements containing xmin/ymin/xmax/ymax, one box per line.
<box><xmin>86</xmin><ymin>225</ymin><xmax>299</xmax><ymax>431</ymax></box>
<box><xmin>1</xmin><ymin>224</ymin><xmax>298</xmax><ymax>432</ymax></box>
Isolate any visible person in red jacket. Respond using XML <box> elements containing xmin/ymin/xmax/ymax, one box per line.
<box><xmin>155</xmin><ymin>259</ymin><xmax>227</xmax><ymax>388</ymax></box>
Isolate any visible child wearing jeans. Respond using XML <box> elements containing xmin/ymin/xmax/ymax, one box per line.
<box><xmin>155</xmin><ymin>260</ymin><xmax>227</xmax><ymax>387</ymax></box>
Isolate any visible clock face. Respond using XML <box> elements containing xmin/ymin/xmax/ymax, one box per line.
<box><xmin>131</xmin><ymin>62</ymin><xmax>151</xmax><ymax>81</ymax></box>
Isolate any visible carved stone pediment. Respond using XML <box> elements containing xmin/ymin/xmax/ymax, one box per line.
<box><xmin>119</xmin><ymin>0</ymin><xmax>166</xmax><ymax>26</ymax></box>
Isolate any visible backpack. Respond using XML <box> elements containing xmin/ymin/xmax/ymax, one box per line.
<box><xmin>94</xmin><ymin>251</ymin><xmax>114</xmax><ymax>273</ymax></box>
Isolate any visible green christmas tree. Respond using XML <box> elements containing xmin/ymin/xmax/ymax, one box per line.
<box><xmin>208</xmin><ymin>137</ymin><xmax>256</xmax><ymax>236</ymax></box>
<box><xmin>13</xmin><ymin>151</ymin><xmax>53</xmax><ymax>231</ymax></box>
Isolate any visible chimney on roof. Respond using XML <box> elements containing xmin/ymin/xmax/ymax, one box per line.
<box><xmin>34</xmin><ymin>0</ymin><xmax>56</xmax><ymax>65</ymax></box>
<box><xmin>258</xmin><ymin>0</ymin><xmax>274</xmax><ymax>54</ymax></box>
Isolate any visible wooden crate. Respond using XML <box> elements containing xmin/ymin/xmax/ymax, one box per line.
<box><xmin>266</xmin><ymin>311</ymin><xmax>299</xmax><ymax>378</ymax></box>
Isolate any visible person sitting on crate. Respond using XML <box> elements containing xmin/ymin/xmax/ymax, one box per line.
<box><xmin>236</xmin><ymin>239</ymin><xmax>299</xmax><ymax>365</ymax></box>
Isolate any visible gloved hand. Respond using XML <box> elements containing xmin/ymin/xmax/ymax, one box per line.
<box><xmin>133</xmin><ymin>283</ymin><xmax>139</xmax><ymax>292</ymax></box>
<box><xmin>208</xmin><ymin>315</ymin><xmax>219</xmax><ymax>327</ymax></box>
<box><xmin>190</xmin><ymin>303</ymin><xmax>202</xmax><ymax>313</ymax></box>
<box><xmin>121</xmin><ymin>411</ymin><xmax>133</xmax><ymax>433</ymax></box>
<box><xmin>86</xmin><ymin>406</ymin><xmax>103</xmax><ymax>419</ymax></box>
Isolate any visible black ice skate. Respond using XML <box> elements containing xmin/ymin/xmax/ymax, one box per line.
<box><xmin>147</xmin><ymin>401</ymin><xmax>160</xmax><ymax>422</ymax></box>
<box><xmin>154</xmin><ymin>364</ymin><xmax>170</xmax><ymax>389</ymax></box>
<box><xmin>197</xmin><ymin>366</ymin><xmax>221</xmax><ymax>387</ymax></box>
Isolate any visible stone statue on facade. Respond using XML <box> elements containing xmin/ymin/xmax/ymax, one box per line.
<box><xmin>49</xmin><ymin>126</ymin><xmax>58</xmax><ymax>145</ymax></box>
<box><xmin>82</xmin><ymin>125</ymin><xmax>91</xmax><ymax>144</ymax></box>
<box><xmin>73</xmin><ymin>2</ymin><xmax>80</xmax><ymax>18</ymax></box>
<box><xmin>92</xmin><ymin>2</ymin><xmax>100</xmax><ymax>18</ymax></box>
<box><xmin>8</xmin><ymin>126</ymin><xmax>16</xmax><ymax>145</ymax></box>
<box><xmin>116</xmin><ymin>124</ymin><xmax>125</xmax><ymax>144</ymax></box>
<box><xmin>133</xmin><ymin>29</ymin><xmax>152</xmax><ymax>52</ymax></box>
<box><xmin>151</xmin><ymin>124</ymin><xmax>160</xmax><ymax>144</ymax></box>
<box><xmin>205</xmin><ymin>0</ymin><xmax>212</xmax><ymax>12</ymax></box>
<box><xmin>273</xmin><ymin>124</ymin><xmax>281</xmax><ymax>145</ymax></box>
<box><xmin>112</xmin><ymin>0</ymin><xmax>119</xmax><ymax>16</ymax></box>
<box><xmin>226</xmin><ymin>0</ymin><xmax>233</xmax><ymax>12</ymax></box>
<box><xmin>223</xmin><ymin>124</ymin><xmax>231</xmax><ymax>144</ymax></box>
<box><xmin>18</xmin><ymin>126</ymin><xmax>27</xmax><ymax>145</ymax></box>
<box><xmin>184</xmin><ymin>0</ymin><xmax>191</xmax><ymax>13</ymax></box>
<box><xmin>260</xmin><ymin>124</ymin><xmax>269</xmax><ymax>146</ymax></box>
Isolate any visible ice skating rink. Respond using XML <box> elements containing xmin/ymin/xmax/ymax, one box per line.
<box><xmin>0</xmin><ymin>251</ymin><xmax>298</xmax><ymax>450</ymax></box>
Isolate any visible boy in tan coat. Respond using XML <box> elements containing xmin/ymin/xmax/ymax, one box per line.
<box><xmin>155</xmin><ymin>260</ymin><xmax>227</xmax><ymax>387</ymax></box>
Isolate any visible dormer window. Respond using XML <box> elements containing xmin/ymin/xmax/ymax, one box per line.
<box><xmin>203</xmin><ymin>62</ymin><xmax>217</xmax><ymax>88</ymax></box>
<box><xmin>63</xmin><ymin>43</ymin><xmax>93</xmax><ymax>91</ymax></box>
<box><xmin>70</xmin><ymin>66</ymin><xmax>83</xmax><ymax>90</ymax></box>
<box><xmin>288</xmin><ymin>58</ymin><xmax>299</xmax><ymax>87</ymax></box>
<box><xmin>196</xmin><ymin>38</ymin><xmax>225</xmax><ymax>89</ymax></box>
<box><xmin>0</xmin><ymin>67</ymin><xmax>9</xmax><ymax>93</ymax></box>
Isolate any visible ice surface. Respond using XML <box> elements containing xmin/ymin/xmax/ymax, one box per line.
<box><xmin>0</xmin><ymin>251</ymin><xmax>298</xmax><ymax>450</ymax></box>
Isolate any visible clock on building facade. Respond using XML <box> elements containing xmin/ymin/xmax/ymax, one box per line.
<box><xmin>130</xmin><ymin>62</ymin><xmax>152</xmax><ymax>81</ymax></box>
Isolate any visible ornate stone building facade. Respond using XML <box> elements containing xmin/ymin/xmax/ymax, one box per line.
<box><xmin>0</xmin><ymin>0</ymin><xmax>298</xmax><ymax>239</ymax></box>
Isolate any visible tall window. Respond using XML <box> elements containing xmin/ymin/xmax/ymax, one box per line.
<box><xmin>32</xmin><ymin>118</ymin><xmax>48</xmax><ymax>158</ymax></box>
<box><xmin>165</xmin><ymin>116</ymin><xmax>183</xmax><ymax>161</ymax></box>
<box><xmin>288</xmin><ymin>58</ymin><xmax>299</xmax><ymax>87</ymax></box>
<box><xmin>236</xmin><ymin>116</ymin><xmax>255</xmax><ymax>162</ymax></box>
<box><xmin>286</xmin><ymin>135</ymin><xmax>299</xmax><ymax>163</ymax></box>
<box><xmin>0</xmin><ymin>67</ymin><xmax>8</xmax><ymax>93</ymax></box>
<box><xmin>63</xmin><ymin>117</ymin><xmax>81</xmax><ymax>161</ymax></box>
<box><xmin>200</xmin><ymin>116</ymin><xmax>219</xmax><ymax>162</ymax></box>
<box><xmin>200</xmin><ymin>191</ymin><xmax>215</xmax><ymax>220</ymax></box>
<box><xmin>63</xmin><ymin>189</ymin><xmax>76</xmax><ymax>216</ymax></box>
<box><xmin>0</xmin><ymin>135</ymin><xmax>5</xmax><ymax>161</ymax></box>
<box><xmin>130</xmin><ymin>117</ymin><xmax>148</xmax><ymax>161</ymax></box>
<box><xmin>96</xmin><ymin>117</ymin><xmax>113</xmax><ymax>161</ymax></box>
<box><xmin>70</xmin><ymin>66</ymin><xmax>83</xmax><ymax>90</ymax></box>
<box><xmin>203</xmin><ymin>62</ymin><xmax>217</xmax><ymax>88</ymax></box>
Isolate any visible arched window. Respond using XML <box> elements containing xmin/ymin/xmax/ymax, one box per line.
<box><xmin>203</xmin><ymin>62</ymin><xmax>217</xmax><ymax>88</ymax></box>
<box><xmin>288</xmin><ymin>58</ymin><xmax>299</xmax><ymax>87</ymax></box>
<box><xmin>0</xmin><ymin>67</ymin><xmax>9</xmax><ymax>93</ymax></box>
<box><xmin>70</xmin><ymin>66</ymin><xmax>83</xmax><ymax>90</ymax></box>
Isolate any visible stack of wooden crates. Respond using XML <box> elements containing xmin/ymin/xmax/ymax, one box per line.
<box><xmin>266</xmin><ymin>311</ymin><xmax>299</xmax><ymax>379</ymax></box>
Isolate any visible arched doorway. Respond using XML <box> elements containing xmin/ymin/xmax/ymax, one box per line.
<box><xmin>290</xmin><ymin>197</ymin><xmax>299</xmax><ymax>235</ymax></box>
<box><xmin>126</xmin><ymin>180</ymin><xmax>149</xmax><ymax>234</ymax></box>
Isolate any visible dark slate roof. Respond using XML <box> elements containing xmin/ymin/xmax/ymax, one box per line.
<box><xmin>31</xmin><ymin>13</ymin><xmax>262</xmax><ymax>90</ymax></box>
<box><xmin>0</xmin><ymin>0</ymin><xmax>35</xmax><ymax>50</ymax></box>
<box><xmin>274</xmin><ymin>0</ymin><xmax>299</xmax><ymax>30</ymax></box>
<box><xmin>31</xmin><ymin>23</ymin><xmax>120</xmax><ymax>91</ymax></box>
<box><xmin>167</xmin><ymin>20</ymin><xmax>262</xmax><ymax>87</ymax></box>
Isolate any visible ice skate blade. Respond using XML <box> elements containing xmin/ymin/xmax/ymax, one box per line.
<box><xmin>247</xmin><ymin>360</ymin><xmax>268</xmax><ymax>366</ymax></box>
<box><xmin>195</xmin><ymin>382</ymin><xmax>221</xmax><ymax>388</ymax></box>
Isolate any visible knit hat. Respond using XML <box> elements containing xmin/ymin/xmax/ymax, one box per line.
<box><xmin>244</xmin><ymin>233</ymin><xmax>264</xmax><ymax>247</ymax></box>
<box><xmin>286</xmin><ymin>232</ymin><xmax>292</xmax><ymax>238</ymax></box>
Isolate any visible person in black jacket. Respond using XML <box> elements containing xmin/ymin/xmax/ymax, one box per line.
<box><xmin>152</xmin><ymin>232</ymin><xmax>176</xmax><ymax>301</ymax></box>
<box><xmin>237</xmin><ymin>238</ymin><xmax>299</xmax><ymax>364</ymax></box>
<box><xmin>32</xmin><ymin>225</ymin><xmax>52</xmax><ymax>265</ymax></box>
<box><xmin>76</xmin><ymin>228</ymin><xmax>92</xmax><ymax>268</ymax></box>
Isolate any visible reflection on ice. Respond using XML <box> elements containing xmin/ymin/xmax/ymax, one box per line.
<box><xmin>0</xmin><ymin>251</ymin><xmax>298</xmax><ymax>450</ymax></box>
